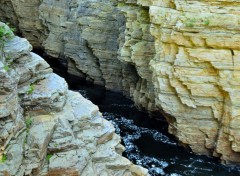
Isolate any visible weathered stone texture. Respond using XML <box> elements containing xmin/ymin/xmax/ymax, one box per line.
<box><xmin>118</xmin><ymin>0</ymin><xmax>156</xmax><ymax>111</ymax></box>
<box><xmin>0</xmin><ymin>22</ymin><xmax>148</xmax><ymax>176</ymax></box>
<box><xmin>1</xmin><ymin>0</ymin><xmax>240</xmax><ymax>165</ymax></box>
<box><xmin>0</xmin><ymin>0</ymin><xmax>156</xmax><ymax>112</ymax></box>
<box><xmin>148</xmin><ymin>0</ymin><xmax>240</xmax><ymax>164</ymax></box>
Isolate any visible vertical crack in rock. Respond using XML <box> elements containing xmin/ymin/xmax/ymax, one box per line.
<box><xmin>118</xmin><ymin>1</ymin><xmax>157</xmax><ymax>111</ymax></box>
<box><xmin>77</xmin><ymin>0</ymin><xmax>124</xmax><ymax>91</ymax></box>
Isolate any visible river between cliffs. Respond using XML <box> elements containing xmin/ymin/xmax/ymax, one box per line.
<box><xmin>43</xmin><ymin>56</ymin><xmax>240</xmax><ymax>176</ymax></box>
<box><xmin>67</xmin><ymin>81</ymin><xmax>240</xmax><ymax>176</ymax></box>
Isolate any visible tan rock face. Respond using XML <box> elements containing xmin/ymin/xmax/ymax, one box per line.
<box><xmin>148</xmin><ymin>0</ymin><xmax>240</xmax><ymax>164</ymax></box>
<box><xmin>1</xmin><ymin>0</ymin><xmax>240</xmax><ymax>165</ymax></box>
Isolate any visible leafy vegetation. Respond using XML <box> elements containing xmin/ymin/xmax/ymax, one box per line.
<box><xmin>27</xmin><ymin>84</ymin><xmax>35</xmax><ymax>94</ymax></box>
<box><xmin>203</xmin><ymin>19</ymin><xmax>210</xmax><ymax>26</ymax></box>
<box><xmin>0</xmin><ymin>154</ymin><xmax>7</xmax><ymax>163</ymax></box>
<box><xmin>0</xmin><ymin>26</ymin><xmax>13</xmax><ymax>41</ymax></box>
<box><xmin>3</xmin><ymin>65</ymin><xmax>9</xmax><ymax>71</ymax></box>
<box><xmin>46</xmin><ymin>154</ymin><xmax>53</xmax><ymax>161</ymax></box>
<box><xmin>0</xmin><ymin>24</ymin><xmax>15</xmax><ymax>71</ymax></box>
<box><xmin>25</xmin><ymin>118</ymin><xmax>33</xmax><ymax>129</ymax></box>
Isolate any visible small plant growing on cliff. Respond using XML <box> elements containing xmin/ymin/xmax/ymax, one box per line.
<box><xmin>184</xmin><ymin>18</ymin><xmax>197</xmax><ymax>27</ymax></box>
<box><xmin>0</xmin><ymin>25</ymin><xmax>14</xmax><ymax>59</ymax></box>
<box><xmin>2</xmin><ymin>59</ymin><xmax>13</xmax><ymax>72</ymax></box>
<box><xmin>46</xmin><ymin>154</ymin><xmax>53</xmax><ymax>161</ymax></box>
<box><xmin>24</xmin><ymin>138</ymin><xmax>27</xmax><ymax>144</ymax></box>
<box><xmin>3</xmin><ymin>65</ymin><xmax>9</xmax><ymax>71</ymax></box>
<box><xmin>27</xmin><ymin>84</ymin><xmax>35</xmax><ymax>94</ymax></box>
<box><xmin>0</xmin><ymin>24</ymin><xmax>15</xmax><ymax>72</ymax></box>
<box><xmin>203</xmin><ymin>19</ymin><xmax>210</xmax><ymax>26</ymax></box>
<box><xmin>181</xmin><ymin>15</ymin><xmax>210</xmax><ymax>28</ymax></box>
<box><xmin>0</xmin><ymin>154</ymin><xmax>7</xmax><ymax>163</ymax></box>
<box><xmin>0</xmin><ymin>26</ymin><xmax>12</xmax><ymax>41</ymax></box>
<box><xmin>25</xmin><ymin>118</ymin><xmax>33</xmax><ymax>130</ymax></box>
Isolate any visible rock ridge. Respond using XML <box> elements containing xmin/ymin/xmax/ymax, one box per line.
<box><xmin>0</xmin><ymin>22</ymin><xmax>148</xmax><ymax>176</ymax></box>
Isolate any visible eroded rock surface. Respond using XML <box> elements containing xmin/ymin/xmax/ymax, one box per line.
<box><xmin>1</xmin><ymin>0</ymin><xmax>240</xmax><ymax>165</ymax></box>
<box><xmin>148</xmin><ymin>0</ymin><xmax>240</xmax><ymax>164</ymax></box>
<box><xmin>0</xmin><ymin>0</ymin><xmax>156</xmax><ymax>112</ymax></box>
<box><xmin>0</xmin><ymin>22</ymin><xmax>148</xmax><ymax>176</ymax></box>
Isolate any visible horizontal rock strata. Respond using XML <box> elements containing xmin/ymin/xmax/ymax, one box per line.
<box><xmin>148</xmin><ymin>0</ymin><xmax>240</xmax><ymax>164</ymax></box>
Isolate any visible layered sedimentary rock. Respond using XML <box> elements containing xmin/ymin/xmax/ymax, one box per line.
<box><xmin>1</xmin><ymin>0</ymin><xmax>240</xmax><ymax>165</ymax></box>
<box><xmin>148</xmin><ymin>0</ymin><xmax>240</xmax><ymax>164</ymax></box>
<box><xmin>119</xmin><ymin>1</ymin><xmax>156</xmax><ymax>111</ymax></box>
<box><xmin>0</xmin><ymin>0</ymin><xmax>156</xmax><ymax>111</ymax></box>
<box><xmin>0</xmin><ymin>22</ymin><xmax>148</xmax><ymax>176</ymax></box>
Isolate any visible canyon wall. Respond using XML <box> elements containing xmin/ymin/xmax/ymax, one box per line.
<box><xmin>148</xmin><ymin>0</ymin><xmax>240</xmax><ymax>164</ymax></box>
<box><xmin>1</xmin><ymin>0</ymin><xmax>240</xmax><ymax>164</ymax></box>
<box><xmin>0</xmin><ymin>22</ymin><xmax>148</xmax><ymax>176</ymax></box>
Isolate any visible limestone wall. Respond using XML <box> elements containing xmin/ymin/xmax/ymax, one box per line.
<box><xmin>0</xmin><ymin>0</ymin><xmax>157</xmax><ymax>111</ymax></box>
<box><xmin>0</xmin><ymin>22</ymin><xmax>148</xmax><ymax>176</ymax></box>
<box><xmin>148</xmin><ymin>0</ymin><xmax>240</xmax><ymax>164</ymax></box>
<box><xmin>1</xmin><ymin>0</ymin><xmax>240</xmax><ymax>164</ymax></box>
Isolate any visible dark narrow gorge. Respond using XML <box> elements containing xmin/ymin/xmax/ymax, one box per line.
<box><xmin>67</xmin><ymin>75</ymin><xmax>240</xmax><ymax>176</ymax></box>
<box><xmin>1</xmin><ymin>0</ymin><xmax>240</xmax><ymax>175</ymax></box>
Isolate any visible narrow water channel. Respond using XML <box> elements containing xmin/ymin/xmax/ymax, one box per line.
<box><xmin>68</xmin><ymin>82</ymin><xmax>240</xmax><ymax>176</ymax></box>
<box><xmin>42</xmin><ymin>55</ymin><xmax>240</xmax><ymax>176</ymax></box>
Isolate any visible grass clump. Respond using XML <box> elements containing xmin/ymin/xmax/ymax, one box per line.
<box><xmin>46</xmin><ymin>154</ymin><xmax>53</xmax><ymax>161</ymax></box>
<box><xmin>203</xmin><ymin>19</ymin><xmax>210</xmax><ymax>26</ymax></box>
<box><xmin>27</xmin><ymin>84</ymin><xmax>35</xmax><ymax>94</ymax></box>
<box><xmin>0</xmin><ymin>154</ymin><xmax>7</xmax><ymax>163</ymax></box>
<box><xmin>3</xmin><ymin>65</ymin><xmax>9</xmax><ymax>71</ymax></box>
<box><xmin>25</xmin><ymin>118</ymin><xmax>33</xmax><ymax>129</ymax></box>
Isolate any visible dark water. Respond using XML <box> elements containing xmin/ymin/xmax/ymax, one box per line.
<box><xmin>69</xmin><ymin>82</ymin><xmax>240</xmax><ymax>176</ymax></box>
<box><xmin>38</xmin><ymin>53</ymin><xmax>240</xmax><ymax>176</ymax></box>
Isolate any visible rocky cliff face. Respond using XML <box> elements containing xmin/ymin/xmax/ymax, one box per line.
<box><xmin>1</xmin><ymin>0</ymin><xmax>240</xmax><ymax>165</ymax></box>
<box><xmin>148</xmin><ymin>0</ymin><xmax>240</xmax><ymax>164</ymax></box>
<box><xmin>0</xmin><ymin>0</ymin><xmax>156</xmax><ymax>112</ymax></box>
<box><xmin>0</xmin><ymin>22</ymin><xmax>148</xmax><ymax>176</ymax></box>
